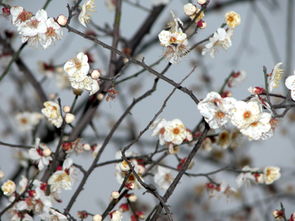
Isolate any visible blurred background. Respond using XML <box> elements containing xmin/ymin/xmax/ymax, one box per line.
<box><xmin>0</xmin><ymin>0</ymin><xmax>294</xmax><ymax>220</ymax></box>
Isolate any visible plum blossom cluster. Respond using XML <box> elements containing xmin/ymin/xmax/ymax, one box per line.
<box><xmin>10</xmin><ymin>6</ymin><xmax>63</xmax><ymax>48</ymax></box>
<box><xmin>198</xmin><ymin>91</ymin><xmax>275</xmax><ymax>140</ymax></box>
<box><xmin>64</xmin><ymin>52</ymin><xmax>100</xmax><ymax>95</ymax></box>
<box><xmin>115</xmin><ymin>151</ymin><xmax>145</xmax><ymax>190</ymax></box>
<box><xmin>236</xmin><ymin>165</ymin><xmax>281</xmax><ymax>187</ymax></box>
<box><xmin>158</xmin><ymin>13</ymin><xmax>188</xmax><ymax>64</ymax></box>
<box><xmin>41</xmin><ymin>101</ymin><xmax>63</xmax><ymax>128</ymax></box>
<box><xmin>151</xmin><ymin>118</ymin><xmax>192</xmax><ymax>152</ymax></box>
<box><xmin>1</xmin><ymin>177</ymin><xmax>67</xmax><ymax>220</ymax></box>
<box><xmin>202</xmin><ymin>11</ymin><xmax>240</xmax><ymax>57</ymax></box>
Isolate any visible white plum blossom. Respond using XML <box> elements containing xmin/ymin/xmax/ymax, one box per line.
<box><xmin>15</xmin><ymin>112</ymin><xmax>43</xmax><ymax>131</ymax></box>
<box><xmin>78</xmin><ymin>0</ymin><xmax>95</xmax><ymax>27</ymax></box>
<box><xmin>225</xmin><ymin>11</ymin><xmax>241</xmax><ymax>29</ymax></box>
<box><xmin>64</xmin><ymin>52</ymin><xmax>89</xmax><ymax>76</ymax></box>
<box><xmin>39</xmin><ymin>18</ymin><xmax>63</xmax><ymax>49</ymax></box>
<box><xmin>48</xmin><ymin>209</ymin><xmax>68</xmax><ymax>221</ymax></box>
<box><xmin>10</xmin><ymin>6</ymin><xmax>32</xmax><ymax>26</ymax></box>
<box><xmin>41</xmin><ymin>101</ymin><xmax>63</xmax><ymax>128</ymax></box>
<box><xmin>1</xmin><ymin>180</ymin><xmax>16</xmax><ymax>196</ymax></box>
<box><xmin>64</xmin><ymin>52</ymin><xmax>100</xmax><ymax>95</ymax></box>
<box><xmin>158</xmin><ymin>13</ymin><xmax>188</xmax><ymax>63</ymax></box>
<box><xmin>285</xmin><ymin>71</ymin><xmax>295</xmax><ymax>101</ymax></box>
<box><xmin>154</xmin><ymin>166</ymin><xmax>174</xmax><ymax>190</ymax></box>
<box><xmin>183</xmin><ymin>3</ymin><xmax>204</xmax><ymax>22</ymax></box>
<box><xmin>230</xmin><ymin>100</ymin><xmax>262</xmax><ymax>129</ymax></box>
<box><xmin>263</xmin><ymin>166</ymin><xmax>281</xmax><ymax>185</ymax></box>
<box><xmin>269</xmin><ymin>62</ymin><xmax>283</xmax><ymax>91</ymax></box>
<box><xmin>227</xmin><ymin>71</ymin><xmax>246</xmax><ymax>88</ymax></box>
<box><xmin>19</xmin><ymin>9</ymin><xmax>48</xmax><ymax>46</ymax></box>
<box><xmin>28</xmin><ymin>138</ymin><xmax>52</xmax><ymax>170</ymax></box>
<box><xmin>110</xmin><ymin>210</ymin><xmax>122</xmax><ymax>221</ymax></box>
<box><xmin>48</xmin><ymin>158</ymin><xmax>76</xmax><ymax>192</ymax></box>
<box><xmin>239</xmin><ymin>112</ymin><xmax>272</xmax><ymax>140</ymax></box>
<box><xmin>202</xmin><ymin>28</ymin><xmax>233</xmax><ymax>58</ymax></box>
<box><xmin>198</xmin><ymin>92</ymin><xmax>236</xmax><ymax>129</ymax></box>
<box><xmin>151</xmin><ymin>119</ymin><xmax>192</xmax><ymax>145</ymax></box>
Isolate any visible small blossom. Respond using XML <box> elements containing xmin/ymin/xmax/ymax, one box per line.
<box><xmin>263</xmin><ymin>166</ymin><xmax>281</xmax><ymax>184</ymax></box>
<box><xmin>154</xmin><ymin>166</ymin><xmax>174</xmax><ymax>190</ymax></box>
<box><xmin>79</xmin><ymin>0</ymin><xmax>95</xmax><ymax>27</ymax></box>
<box><xmin>183</xmin><ymin>3</ymin><xmax>204</xmax><ymax>22</ymax></box>
<box><xmin>57</xmin><ymin>14</ymin><xmax>68</xmax><ymax>26</ymax></box>
<box><xmin>64</xmin><ymin>52</ymin><xmax>90</xmax><ymax>77</ymax></box>
<box><xmin>202</xmin><ymin>28</ymin><xmax>233</xmax><ymax>58</ymax></box>
<box><xmin>269</xmin><ymin>62</ymin><xmax>283</xmax><ymax>91</ymax></box>
<box><xmin>111</xmin><ymin>191</ymin><xmax>120</xmax><ymax>199</ymax></box>
<box><xmin>1</xmin><ymin>180</ymin><xmax>16</xmax><ymax>196</ymax></box>
<box><xmin>158</xmin><ymin>13</ymin><xmax>188</xmax><ymax>63</ymax></box>
<box><xmin>10</xmin><ymin>6</ymin><xmax>32</xmax><ymax>26</ymax></box>
<box><xmin>225</xmin><ymin>11</ymin><xmax>241</xmax><ymax>28</ymax></box>
<box><xmin>230</xmin><ymin>100</ymin><xmax>262</xmax><ymax>129</ymax></box>
<box><xmin>39</xmin><ymin>17</ymin><xmax>63</xmax><ymax>49</ymax></box>
<box><xmin>65</xmin><ymin>113</ymin><xmax>75</xmax><ymax>124</ymax></box>
<box><xmin>198</xmin><ymin>91</ymin><xmax>236</xmax><ymax>129</ymax></box>
<box><xmin>48</xmin><ymin>158</ymin><xmax>75</xmax><ymax>192</ymax></box>
<box><xmin>285</xmin><ymin>71</ymin><xmax>295</xmax><ymax>101</ymax></box>
<box><xmin>15</xmin><ymin>112</ymin><xmax>43</xmax><ymax>131</ymax></box>
<box><xmin>28</xmin><ymin>138</ymin><xmax>52</xmax><ymax>170</ymax></box>
<box><xmin>151</xmin><ymin>119</ymin><xmax>192</xmax><ymax>145</ymax></box>
<box><xmin>93</xmin><ymin>214</ymin><xmax>102</xmax><ymax>221</ymax></box>
<box><xmin>239</xmin><ymin>112</ymin><xmax>272</xmax><ymax>140</ymax></box>
<box><xmin>110</xmin><ymin>210</ymin><xmax>122</xmax><ymax>221</ymax></box>
<box><xmin>228</xmin><ymin>71</ymin><xmax>246</xmax><ymax>87</ymax></box>
<box><xmin>41</xmin><ymin>101</ymin><xmax>63</xmax><ymax>128</ymax></box>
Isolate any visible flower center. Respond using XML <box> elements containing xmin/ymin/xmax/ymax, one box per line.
<box><xmin>46</xmin><ymin>27</ymin><xmax>56</xmax><ymax>37</ymax></box>
<box><xmin>164</xmin><ymin>173</ymin><xmax>172</xmax><ymax>182</ymax></box>
<box><xmin>173</xmin><ymin>128</ymin><xmax>180</xmax><ymax>135</ymax></box>
<box><xmin>20</xmin><ymin>117</ymin><xmax>28</xmax><ymax>125</ymax></box>
<box><xmin>243</xmin><ymin>111</ymin><xmax>251</xmax><ymax>119</ymax></box>
<box><xmin>74</xmin><ymin>58</ymin><xmax>82</xmax><ymax>70</ymax></box>
<box><xmin>17</xmin><ymin>11</ymin><xmax>32</xmax><ymax>22</ymax></box>
<box><xmin>215</xmin><ymin>111</ymin><xmax>225</xmax><ymax>119</ymax></box>
<box><xmin>169</xmin><ymin>36</ymin><xmax>177</xmax><ymax>44</ymax></box>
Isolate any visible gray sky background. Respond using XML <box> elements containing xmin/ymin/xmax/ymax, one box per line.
<box><xmin>0</xmin><ymin>0</ymin><xmax>294</xmax><ymax>220</ymax></box>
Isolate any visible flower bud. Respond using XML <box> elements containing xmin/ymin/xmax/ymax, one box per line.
<box><xmin>57</xmin><ymin>14</ymin><xmax>68</xmax><ymax>26</ymax></box>
<box><xmin>91</xmin><ymin>70</ymin><xmax>101</xmax><ymax>80</ymax></box>
<box><xmin>63</xmin><ymin>105</ymin><xmax>71</xmax><ymax>113</ymax></box>
<box><xmin>111</xmin><ymin>191</ymin><xmax>120</xmax><ymax>199</ymax></box>
<box><xmin>1</xmin><ymin>180</ymin><xmax>16</xmax><ymax>196</ymax></box>
<box><xmin>93</xmin><ymin>214</ymin><xmax>102</xmax><ymax>221</ymax></box>
<box><xmin>43</xmin><ymin>148</ymin><xmax>52</xmax><ymax>157</ymax></box>
<box><xmin>97</xmin><ymin>93</ymin><xmax>104</xmax><ymax>101</ymax></box>
<box><xmin>65</xmin><ymin>113</ymin><xmax>75</xmax><ymax>124</ymax></box>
